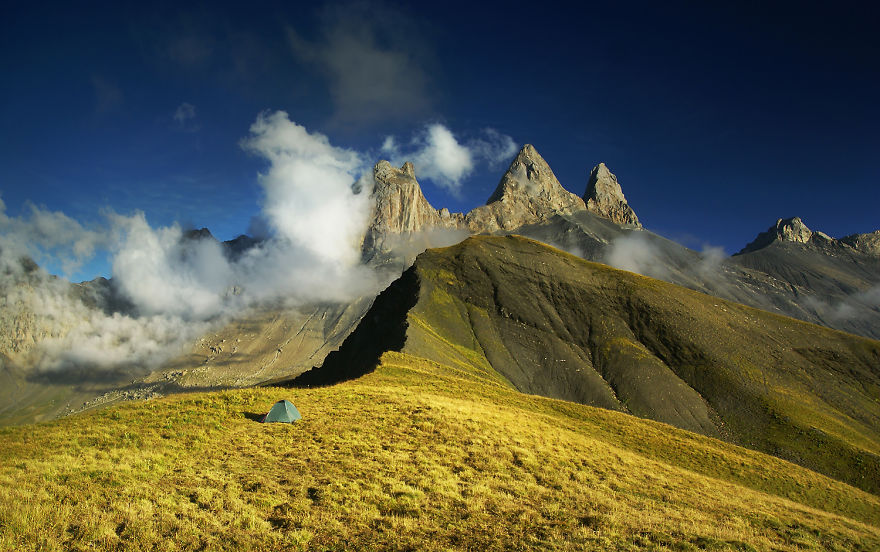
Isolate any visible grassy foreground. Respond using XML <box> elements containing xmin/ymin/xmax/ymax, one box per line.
<box><xmin>1</xmin><ymin>350</ymin><xmax>879</xmax><ymax>551</ymax></box>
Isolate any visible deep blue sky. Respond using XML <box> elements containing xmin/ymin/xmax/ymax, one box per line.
<box><xmin>1</xmin><ymin>1</ymin><xmax>878</xmax><ymax>280</ymax></box>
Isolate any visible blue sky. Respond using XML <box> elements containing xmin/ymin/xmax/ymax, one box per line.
<box><xmin>1</xmin><ymin>1</ymin><xmax>878</xmax><ymax>281</ymax></box>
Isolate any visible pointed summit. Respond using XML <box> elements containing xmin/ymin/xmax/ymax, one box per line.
<box><xmin>486</xmin><ymin>144</ymin><xmax>578</xmax><ymax>205</ymax></box>
<box><xmin>737</xmin><ymin>217</ymin><xmax>832</xmax><ymax>254</ymax></box>
<box><xmin>468</xmin><ymin>144</ymin><xmax>585</xmax><ymax>232</ymax></box>
<box><xmin>583</xmin><ymin>163</ymin><xmax>641</xmax><ymax>228</ymax></box>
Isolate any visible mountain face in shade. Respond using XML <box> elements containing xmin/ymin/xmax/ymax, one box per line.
<box><xmin>583</xmin><ymin>162</ymin><xmax>641</xmax><ymax>227</ymax></box>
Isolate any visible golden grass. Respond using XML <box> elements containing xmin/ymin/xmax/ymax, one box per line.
<box><xmin>1</xmin><ymin>350</ymin><xmax>879</xmax><ymax>551</ymax></box>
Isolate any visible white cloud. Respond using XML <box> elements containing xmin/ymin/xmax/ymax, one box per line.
<box><xmin>107</xmin><ymin>212</ymin><xmax>233</xmax><ymax>320</ymax></box>
<box><xmin>381</xmin><ymin>125</ymin><xmax>517</xmax><ymax>195</ymax></box>
<box><xmin>604</xmin><ymin>232</ymin><xmax>670</xmax><ymax>280</ymax></box>
<box><xmin>1</xmin><ymin>111</ymin><xmax>382</xmax><ymax>375</ymax></box>
<box><xmin>240</xmin><ymin>110</ymin><xmax>371</xmax><ymax>266</ymax></box>
<box><xmin>380</xmin><ymin>135</ymin><xmax>397</xmax><ymax>155</ymax></box>
<box><xmin>469</xmin><ymin>128</ymin><xmax>519</xmax><ymax>169</ymax></box>
<box><xmin>411</xmin><ymin>124</ymin><xmax>474</xmax><ymax>195</ymax></box>
<box><xmin>0</xmin><ymin>197</ymin><xmax>108</xmax><ymax>277</ymax></box>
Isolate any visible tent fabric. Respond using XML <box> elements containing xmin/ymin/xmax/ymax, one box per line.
<box><xmin>262</xmin><ymin>399</ymin><xmax>302</xmax><ymax>423</ymax></box>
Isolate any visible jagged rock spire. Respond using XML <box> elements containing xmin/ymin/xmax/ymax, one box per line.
<box><xmin>362</xmin><ymin>160</ymin><xmax>463</xmax><ymax>255</ymax></box>
<box><xmin>467</xmin><ymin>144</ymin><xmax>585</xmax><ymax>232</ymax></box>
<box><xmin>583</xmin><ymin>163</ymin><xmax>641</xmax><ymax>228</ymax></box>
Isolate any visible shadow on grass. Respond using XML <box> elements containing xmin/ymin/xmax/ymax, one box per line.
<box><xmin>243</xmin><ymin>412</ymin><xmax>265</xmax><ymax>422</ymax></box>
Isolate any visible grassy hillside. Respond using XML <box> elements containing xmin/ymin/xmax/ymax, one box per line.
<box><xmin>2</xmin><ymin>349</ymin><xmax>880</xmax><ymax>551</ymax></box>
<box><xmin>3</xmin><ymin>235</ymin><xmax>879</xmax><ymax>550</ymax></box>
<box><xmin>301</xmin><ymin>235</ymin><xmax>880</xmax><ymax>496</ymax></box>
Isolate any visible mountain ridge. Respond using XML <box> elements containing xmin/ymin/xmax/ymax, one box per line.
<box><xmin>363</xmin><ymin>144</ymin><xmax>631</xmax><ymax>258</ymax></box>
<box><xmin>296</xmin><ymin>235</ymin><xmax>880</xmax><ymax>495</ymax></box>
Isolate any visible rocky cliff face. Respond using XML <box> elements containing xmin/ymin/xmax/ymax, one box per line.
<box><xmin>583</xmin><ymin>163</ymin><xmax>641</xmax><ymax>227</ymax></box>
<box><xmin>841</xmin><ymin>230</ymin><xmax>880</xmax><ymax>257</ymax></box>
<box><xmin>465</xmin><ymin>144</ymin><xmax>586</xmax><ymax>232</ymax></box>
<box><xmin>363</xmin><ymin>144</ymin><xmax>626</xmax><ymax>257</ymax></box>
<box><xmin>737</xmin><ymin>217</ymin><xmax>834</xmax><ymax>254</ymax></box>
<box><xmin>362</xmin><ymin>160</ymin><xmax>464</xmax><ymax>257</ymax></box>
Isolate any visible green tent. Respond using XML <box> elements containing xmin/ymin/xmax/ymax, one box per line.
<box><xmin>261</xmin><ymin>400</ymin><xmax>301</xmax><ymax>423</ymax></box>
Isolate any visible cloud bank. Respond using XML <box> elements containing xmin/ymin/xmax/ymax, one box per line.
<box><xmin>1</xmin><ymin>110</ymin><xmax>378</xmax><ymax>375</ymax></box>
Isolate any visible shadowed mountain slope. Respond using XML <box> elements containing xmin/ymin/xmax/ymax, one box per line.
<box><xmin>298</xmin><ymin>235</ymin><xmax>880</xmax><ymax>494</ymax></box>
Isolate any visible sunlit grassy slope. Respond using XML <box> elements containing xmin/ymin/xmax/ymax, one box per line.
<box><xmin>2</xmin><ymin>350</ymin><xmax>880</xmax><ymax>550</ymax></box>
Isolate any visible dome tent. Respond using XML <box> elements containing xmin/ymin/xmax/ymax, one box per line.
<box><xmin>261</xmin><ymin>400</ymin><xmax>301</xmax><ymax>423</ymax></box>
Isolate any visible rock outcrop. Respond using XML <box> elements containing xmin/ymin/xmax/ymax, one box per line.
<box><xmin>737</xmin><ymin>217</ymin><xmax>880</xmax><ymax>258</ymax></box>
<box><xmin>841</xmin><ymin>230</ymin><xmax>880</xmax><ymax>257</ymax></box>
<box><xmin>583</xmin><ymin>163</ymin><xmax>641</xmax><ymax>227</ymax></box>
<box><xmin>362</xmin><ymin>145</ymin><xmax>645</xmax><ymax>258</ymax></box>
<box><xmin>737</xmin><ymin>217</ymin><xmax>834</xmax><ymax>254</ymax></box>
<box><xmin>465</xmin><ymin>144</ymin><xmax>586</xmax><ymax>232</ymax></box>
<box><xmin>362</xmin><ymin>161</ymin><xmax>463</xmax><ymax>256</ymax></box>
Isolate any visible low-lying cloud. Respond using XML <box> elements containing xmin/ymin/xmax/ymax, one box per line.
<box><xmin>0</xmin><ymin>198</ymin><xmax>108</xmax><ymax>277</ymax></box>
<box><xmin>1</xmin><ymin>110</ymin><xmax>381</xmax><ymax>376</ymax></box>
<box><xmin>804</xmin><ymin>285</ymin><xmax>880</xmax><ymax>322</ymax></box>
<box><xmin>603</xmin><ymin>232</ymin><xmax>735</xmax><ymax>294</ymax></box>
<box><xmin>604</xmin><ymin>231</ymin><xmax>671</xmax><ymax>280</ymax></box>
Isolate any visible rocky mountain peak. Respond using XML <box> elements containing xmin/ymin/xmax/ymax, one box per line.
<box><xmin>583</xmin><ymin>163</ymin><xmax>641</xmax><ymax>228</ymax></box>
<box><xmin>486</xmin><ymin>144</ymin><xmax>569</xmax><ymax>203</ymax></box>
<box><xmin>776</xmin><ymin>217</ymin><xmax>813</xmax><ymax>243</ymax></box>
<box><xmin>469</xmin><ymin>144</ymin><xmax>585</xmax><ymax>232</ymax></box>
<box><xmin>737</xmin><ymin>217</ymin><xmax>827</xmax><ymax>254</ymax></box>
<box><xmin>841</xmin><ymin>230</ymin><xmax>880</xmax><ymax>257</ymax></box>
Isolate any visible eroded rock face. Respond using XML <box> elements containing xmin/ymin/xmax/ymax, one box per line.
<box><xmin>841</xmin><ymin>230</ymin><xmax>880</xmax><ymax>256</ymax></box>
<box><xmin>362</xmin><ymin>161</ymin><xmax>464</xmax><ymax>255</ymax></box>
<box><xmin>583</xmin><ymin>163</ymin><xmax>641</xmax><ymax>228</ymax></box>
<box><xmin>362</xmin><ymin>145</ymin><xmax>645</xmax><ymax>258</ymax></box>
<box><xmin>738</xmin><ymin>217</ymin><xmax>819</xmax><ymax>254</ymax></box>
<box><xmin>466</xmin><ymin>144</ymin><xmax>586</xmax><ymax>232</ymax></box>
